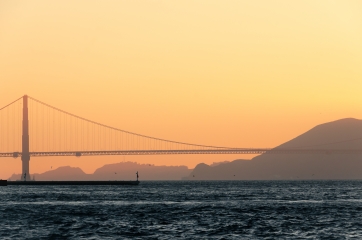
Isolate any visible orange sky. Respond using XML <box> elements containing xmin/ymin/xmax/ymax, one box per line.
<box><xmin>1</xmin><ymin>1</ymin><xmax>362</xmax><ymax>179</ymax></box>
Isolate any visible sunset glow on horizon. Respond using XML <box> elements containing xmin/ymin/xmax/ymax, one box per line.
<box><xmin>1</xmin><ymin>0</ymin><xmax>362</xmax><ymax>179</ymax></box>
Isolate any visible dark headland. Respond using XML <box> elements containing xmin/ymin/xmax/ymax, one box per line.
<box><xmin>185</xmin><ymin>118</ymin><xmax>362</xmax><ymax>180</ymax></box>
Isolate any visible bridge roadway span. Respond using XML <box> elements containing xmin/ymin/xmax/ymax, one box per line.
<box><xmin>1</xmin><ymin>149</ymin><xmax>362</xmax><ymax>158</ymax></box>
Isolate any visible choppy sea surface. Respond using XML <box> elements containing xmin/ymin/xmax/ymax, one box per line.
<box><xmin>1</xmin><ymin>181</ymin><xmax>362</xmax><ymax>239</ymax></box>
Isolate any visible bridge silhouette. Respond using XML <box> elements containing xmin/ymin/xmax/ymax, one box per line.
<box><xmin>1</xmin><ymin>95</ymin><xmax>361</xmax><ymax>180</ymax></box>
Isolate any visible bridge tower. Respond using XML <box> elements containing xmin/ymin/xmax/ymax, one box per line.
<box><xmin>21</xmin><ymin>95</ymin><xmax>30</xmax><ymax>181</ymax></box>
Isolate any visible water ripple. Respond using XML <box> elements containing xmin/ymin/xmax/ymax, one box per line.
<box><xmin>1</xmin><ymin>181</ymin><xmax>362</xmax><ymax>238</ymax></box>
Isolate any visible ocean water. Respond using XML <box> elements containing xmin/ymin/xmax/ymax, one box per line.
<box><xmin>1</xmin><ymin>181</ymin><xmax>362</xmax><ymax>239</ymax></box>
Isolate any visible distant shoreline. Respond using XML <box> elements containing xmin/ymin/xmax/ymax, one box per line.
<box><xmin>6</xmin><ymin>180</ymin><xmax>140</xmax><ymax>185</ymax></box>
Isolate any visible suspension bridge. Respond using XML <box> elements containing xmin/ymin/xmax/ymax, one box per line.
<box><xmin>1</xmin><ymin>95</ymin><xmax>361</xmax><ymax>180</ymax></box>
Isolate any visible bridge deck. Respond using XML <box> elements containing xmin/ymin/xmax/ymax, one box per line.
<box><xmin>1</xmin><ymin>149</ymin><xmax>362</xmax><ymax>158</ymax></box>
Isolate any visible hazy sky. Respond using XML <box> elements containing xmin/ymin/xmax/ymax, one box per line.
<box><xmin>1</xmin><ymin>1</ymin><xmax>362</xmax><ymax>178</ymax></box>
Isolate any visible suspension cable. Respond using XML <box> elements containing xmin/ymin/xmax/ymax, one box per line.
<box><xmin>0</xmin><ymin>96</ymin><xmax>23</xmax><ymax>111</ymax></box>
<box><xmin>28</xmin><ymin>96</ymin><xmax>233</xmax><ymax>149</ymax></box>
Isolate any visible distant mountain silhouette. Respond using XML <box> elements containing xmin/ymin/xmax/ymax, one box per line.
<box><xmin>9</xmin><ymin>166</ymin><xmax>90</xmax><ymax>181</ymax></box>
<box><xmin>209</xmin><ymin>161</ymin><xmax>230</xmax><ymax>167</ymax></box>
<box><xmin>186</xmin><ymin>118</ymin><xmax>362</xmax><ymax>180</ymax></box>
<box><xmin>92</xmin><ymin>162</ymin><xmax>191</xmax><ymax>180</ymax></box>
<box><xmin>8</xmin><ymin>162</ymin><xmax>191</xmax><ymax>181</ymax></box>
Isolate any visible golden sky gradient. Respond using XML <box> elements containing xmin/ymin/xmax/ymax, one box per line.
<box><xmin>1</xmin><ymin>1</ymin><xmax>362</xmax><ymax>178</ymax></box>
